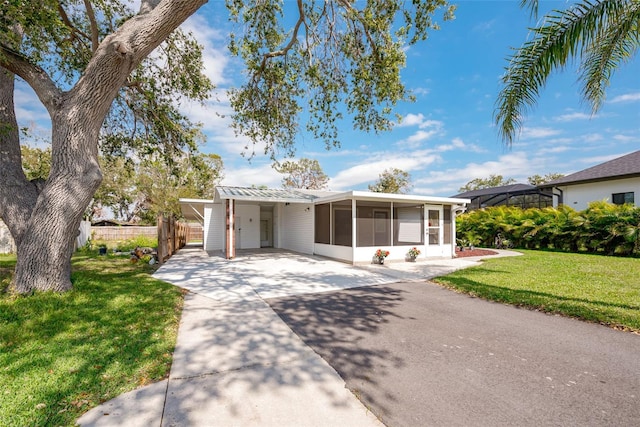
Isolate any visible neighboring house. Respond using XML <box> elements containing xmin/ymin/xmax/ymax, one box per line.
<box><xmin>453</xmin><ymin>183</ymin><xmax>553</xmax><ymax>211</ymax></box>
<box><xmin>540</xmin><ymin>150</ymin><xmax>640</xmax><ymax>210</ymax></box>
<box><xmin>180</xmin><ymin>186</ymin><xmax>470</xmax><ymax>264</ymax></box>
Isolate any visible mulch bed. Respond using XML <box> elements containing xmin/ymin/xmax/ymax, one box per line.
<box><xmin>455</xmin><ymin>248</ymin><xmax>499</xmax><ymax>258</ymax></box>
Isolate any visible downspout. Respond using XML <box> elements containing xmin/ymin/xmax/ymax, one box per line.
<box><xmin>452</xmin><ymin>204</ymin><xmax>467</xmax><ymax>258</ymax></box>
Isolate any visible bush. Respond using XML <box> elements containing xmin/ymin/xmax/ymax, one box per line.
<box><xmin>457</xmin><ymin>202</ymin><xmax>640</xmax><ymax>257</ymax></box>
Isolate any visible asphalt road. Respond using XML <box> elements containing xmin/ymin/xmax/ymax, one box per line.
<box><xmin>267</xmin><ymin>281</ymin><xmax>640</xmax><ymax>427</ymax></box>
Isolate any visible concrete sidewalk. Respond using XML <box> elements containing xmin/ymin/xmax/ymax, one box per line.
<box><xmin>78</xmin><ymin>248</ymin><xmax>515</xmax><ymax>426</ymax></box>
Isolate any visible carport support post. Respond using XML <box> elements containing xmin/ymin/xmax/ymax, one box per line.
<box><xmin>351</xmin><ymin>198</ymin><xmax>357</xmax><ymax>265</ymax></box>
<box><xmin>226</xmin><ymin>199</ymin><xmax>235</xmax><ymax>259</ymax></box>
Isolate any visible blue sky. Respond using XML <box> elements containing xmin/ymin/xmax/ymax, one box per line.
<box><xmin>15</xmin><ymin>1</ymin><xmax>640</xmax><ymax>197</ymax></box>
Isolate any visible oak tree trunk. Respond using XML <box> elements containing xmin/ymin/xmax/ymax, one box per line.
<box><xmin>0</xmin><ymin>0</ymin><xmax>207</xmax><ymax>293</ymax></box>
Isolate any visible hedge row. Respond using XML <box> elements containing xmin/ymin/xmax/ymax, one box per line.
<box><xmin>456</xmin><ymin>202</ymin><xmax>640</xmax><ymax>256</ymax></box>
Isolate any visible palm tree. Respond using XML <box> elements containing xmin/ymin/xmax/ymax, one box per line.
<box><xmin>495</xmin><ymin>0</ymin><xmax>640</xmax><ymax>144</ymax></box>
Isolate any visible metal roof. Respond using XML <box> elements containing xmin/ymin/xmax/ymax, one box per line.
<box><xmin>216</xmin><ymin>186</ymin><xmax>325</xmax><ymax>203</ymax></box>
<box><xmin>540</xmin><ymin>150</ymin><xmax>640</xmax><ymax>187</ymax></box>
<box><xmin>316</xmin><ymin>190</ymin><xmax>470</xmax><ymax>205</ymax></box>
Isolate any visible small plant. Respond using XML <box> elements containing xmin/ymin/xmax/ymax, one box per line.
<box><xmin>456</xmin><ymin>238</ymin><xmax>469</xmax><ymax>248</ymax></box>
<box><xmin>407</xmin><ymin>247</ymin><xmax>421</xmax><ymax>258</ymax></box>
<box><xmin>375</xmin><ymin>249</ymin><xmax>390</xmax><ymax>259</ymax></box>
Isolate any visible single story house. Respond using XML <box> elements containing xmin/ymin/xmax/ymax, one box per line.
<box><xmin>539</xmin><ymin>150</ymin><xmax>640</xmax><ymax>210</ymax></box>
<box><xmin>180</xmin><ymin>186</ymin><xmax>470</xmax><ymax>264</ymax></box>
<box><xmin>453</xmin><ymin>183</ymin><xmax>553</xmax><ymax>211</ymax></box>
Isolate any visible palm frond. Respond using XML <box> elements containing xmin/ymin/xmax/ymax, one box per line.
<box><xmin>580</xmin><ymin>1</ymin><xmax>640</xmax><ymax>112</ymax></box>
<box><xmin>495</xmin><ymin>0</ymin><xmax>637</xmax><ymax>145</ymax></box>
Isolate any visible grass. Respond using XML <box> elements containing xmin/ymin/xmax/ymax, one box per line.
<box><xmin>435</xmin><ymin>250</ymin><xmax>640</xmax><ymax>332</ymax></box>
<box><xmin>0</xmin><ymin>252</ymin><xmax>183</xmax><ymax>426</ymax></box>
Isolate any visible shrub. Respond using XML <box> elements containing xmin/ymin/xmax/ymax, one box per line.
<box><xmin>457</xmin><ymin>202</ymin><xmax>640</xmax><ymax>257</ymax></box>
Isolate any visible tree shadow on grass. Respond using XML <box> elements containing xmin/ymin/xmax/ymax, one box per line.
<box><xmin>0</xmin><ymin>256</ymin><xmax>182</xmax><ymax>426</ymax></box>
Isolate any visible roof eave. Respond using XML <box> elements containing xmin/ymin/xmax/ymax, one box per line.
<box><xmin>540</xmin><ymin>172</ymin><xmax>640</xmax><ymax>188</ymax></box>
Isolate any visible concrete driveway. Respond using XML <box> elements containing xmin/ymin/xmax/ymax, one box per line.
<box><xmin>153</xmin><ymin>247</ymin><xmax>398</xmax><ymax>301</ymax></box>
<box><xmin>268</xmin><ymin>281</ymin><xmax>640</xmax><ymax>427</ymax></box>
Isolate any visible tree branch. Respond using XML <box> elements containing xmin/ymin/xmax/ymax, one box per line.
<box><xmin>0</xmin><ymin>45</ymin><xmax>62</xmax><ymax>113</ymax></box>
<box><xmin>259</xmin><ymin>0</ymin><xmax>306</xmax><ymax>71</ymax></box>
<box><xmin>83</xmin><ymin>0</ymin><xmax>100</xmax><ymax>52</ymax></box>
<box><xmin>57</xmin><ymin>2</ymin><xmax>91</xmax><ymax>44</ymax></box>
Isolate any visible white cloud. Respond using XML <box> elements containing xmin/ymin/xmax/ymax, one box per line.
<box><xmin>434</xmin><ymin>137</ymin><xmax>485</xmax><ymax>153</ymax></box>
<box><xmin>413</xmin><ymin>87</ymin><xmax>430</xmax><ymax>96</ymax></box>
<box><xmin>414</xmin><ymin>151</ymin><xmax>539</xmax><ymax>194</ymax></box>
<box><xmin>397</xmin><ymin>113</ymin><xmax>426</xmax><ymax>127</ymax></box>
<box><xmin>520</xmin><ymin>127</ymin><xmax>561</xmax><ymax>139</ymax></box>
<box><xmin>329</xmin><ymin>152</ymin><xmax>439</xmax><ymax>191</ymax></box>
<box><xmin>220</xmin><ymin>162</ymin><xmax>281</xmax><ymax>188</ymax></box>
<box><xmin>395</xmin><ymin>119</ymin><xmax>445</xmax><ymax>148</ymax></box>
<box><xmin>613</xmin><ymin>134</ymin><xmax>638</xmax><ymax>143</ymax></box>
<box><xmin>579</xmin><ymin>153</ymin><xmax>631</xmax><ymax>164</ymax></box>
<box><xmin>537</xmin><ymin>145</ymin><xmax>571</xmax><ymax>155</ymax></box>
<box><xmin>583</xmin><ymin>133</ymin><xmax>603</xmax><ymax>143</ymax></box>
<box><xmin>554</xmin><ymin>112</ymin><xmax>593</xmax><ymax>122</ymax></box>
<box><xmin>181</xmin><ymin>14</ymin><xmax>230</xmax><ymax>85</ymax></box>
<box><xmin>609</xmin><ymin>92</ymin><xmax>640</xmax><ymax>103</ymax></box>
<box><xmin>14</xmin><ymin>82</ymin><xmax>50</xmax><ymax>127</ymax></box>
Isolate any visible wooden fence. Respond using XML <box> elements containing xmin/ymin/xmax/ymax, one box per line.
<box><xmin>157</xmin><ymin>215</ymin><xmax>189</xmax><ymax>264</ymax></box>
<box><xmin>91</xmin><ymin>226</ymin><xmax>157</xmax><ymax>241</ymax></box>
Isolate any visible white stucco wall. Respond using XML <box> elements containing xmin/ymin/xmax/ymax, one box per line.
<box><xmin>204</xmin><ymin>203</ymin><xmax>225</xmax><ymax>251</ymax></box>
<box><xmin>279</xmin><ymin>203</ymin><xmax>314</xmax><ymax>254</ymax></box>
<box><xmin>557</xmin><ymin>177</ymin><xmax>640</xmax><ymax>210</ymax></box>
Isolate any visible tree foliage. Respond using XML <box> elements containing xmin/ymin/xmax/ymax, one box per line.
<box><xmin>0</xmin><ymin>0</ymin><xmax>456</xmax><ymax>293</ymax></box>
<box><xmin>226</xmin><ymin>0</ymin><xmax>455</xmax><ymax>158</ymax></box>
<box><xmin>368</xmin><ymin>168</ymin><xmax>412</xmax><ymax>194</ymax></box>
<box><xmin>527</xmin><ymin>173</ymin><xmax>565</xmax><ymax>186</ymax></box>
<box><xmin>274</xmin><ymin>158</ymin><xmax>328</xmax><ymax>190</ymax></box>
<box><xmin>459</xmin><ymin>175</ymin><xmax>516</xmax><ymax>192</ymax></box>
<box><xmin>20</xmin><ymin>145</ymin><xmax>51</xmax><ymax>182</ymax></box>
<box><xmin>90</xmin><ymin>151</ymin><xmax>223</xmax><ymax>223</ymax></box>
<box><xmin>495</xmin><ymin>0</ymin><xmax>640</xmax><ymax>144</ymax></box>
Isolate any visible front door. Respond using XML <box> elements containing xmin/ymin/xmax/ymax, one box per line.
<box><xmin>425</xmin><ymin>205</ymin><xmax>443</xmax><ymax>257</ymax></box>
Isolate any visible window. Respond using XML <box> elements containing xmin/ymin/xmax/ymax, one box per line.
<box><xmin>394</xmin><ymin>204</ymin><xmax>423</xmax><ymax>245</ymax></box>
<box><xmin>612</xmin><ymin>192</ymin><xmax>634</xmax><ymax>205</ymax></box>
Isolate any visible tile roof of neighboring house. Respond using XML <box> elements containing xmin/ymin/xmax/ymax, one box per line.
<box><xmin>540</xmin><ymin>150</ymin><xmax>640</xmax><ymax>187</ymax></box>
<box><xmin>452</xmin><ymin>183</ymin><xmax>538</xmax><ymax>199</ymax></box>
<box><xmin>216</xmin><ymin>186</ymin><xmax>336</xmax><ymax>203</ymax></box>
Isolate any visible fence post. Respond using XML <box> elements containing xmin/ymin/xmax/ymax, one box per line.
<box><xmin>157</xmin><ymin>214</ymin><xmax>190</xmax><ymax>264</ymax></box>
<box><xmin>157</xmin><ymin>214</ymin><xmax>165</xmax><ymax>264</ymax></box>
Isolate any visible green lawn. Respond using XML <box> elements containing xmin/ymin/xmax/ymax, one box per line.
<box><xmin>435</xmin><ymin>250</ymin><xmax>640</xmax><ymax>332</ymax></box>
<box><xmin>0</xmin><ymin>253</ymin><xmax>183</xmax><ymax>426</ymax></box>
